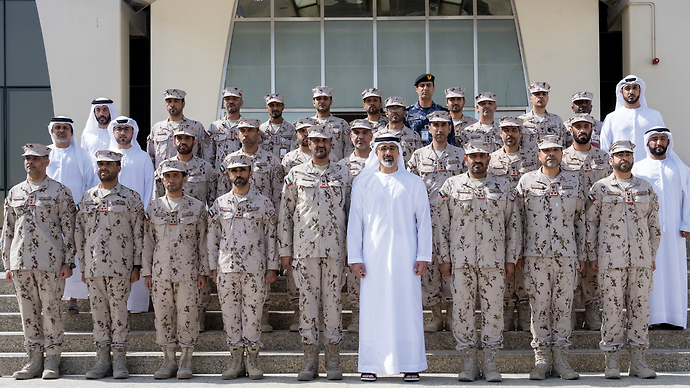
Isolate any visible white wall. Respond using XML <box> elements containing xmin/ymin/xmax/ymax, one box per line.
<box><xmin>514</xmin><ymin>0</ymin><xmax>600</xmax><ymax>121</ymax></box>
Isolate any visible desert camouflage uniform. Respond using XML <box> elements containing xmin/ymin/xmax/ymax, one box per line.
<box><xmin>435</xmin><ymin>173</ymin><xmax>518</xmax><ymax>351</ymax></box>
<box><xmin>516</xmin><ymin>169</ymin><xmax>585</xmax><ymax>349</ymax></box>
<box><xmin>459</xmin><ymin>122</ymin><xmax>503</xmax><ymax>152</ymax></box>
<box><xmin>143</xmin><ymin>195</ymin><xmax>209</xmax><ymax>348</ymax></box>
<box><xmin>565</xmin><ymin>117</ymin><xmax>603</xmax><ymax>149</ymax></box>
<box><xmin>208</xmin><ymin>189</ymin><xmax>278</xmax><ymax>347</ymax></box>
<box><xmin>452</xmin><ymin>115</ymin><xmax>479</xmax><ymax>145</ymax></box>
<box><xmin>2</xmin><ymin>178</ymin><xmax>76</xmax><ymax>355</ymax></box>
<box><xmin>372</xmin><ymin>125</ymin><xmax>422</xmax><ymax>162</ymax></box>
<box><xmin>312</xmin><ymin>115</ymin><xmax>351</xmax><ymax>160</ymax></box>
<box><xmin>279</xmin><ymin>161</ymin><xmax>352</xmax><ymax>345</ymax></box>
<box><xmin>408</xmin><ymin>144</ymin><xmax>466</xmax><ymax>307</ymax></box>
<box><xmin>221</xmin><ymin>148</ymin><xmax>284</xmax><ymax>209</ymax></box>
<box><xmin>365</xmin><ymin>117</ymin><xmax>388</xmax><ymax>132</ymax></box>
<box><xmin>585</xmin><ymin>175</ymin><xmax>661</xmax><ymax>351</ymax></box>
<box><xmin>207</xmin><ymin>116</ymin><xmax>242</xmax><ymax>170</ymax></box>
<box><xmin>147</xmin><ymin>117</ymin><xmax>212</xmax><ymax>167</ymax></box>
<box><xmin>76</xmin><ymin>183</ymin><xmax>145</xmax><ymax>349</ymax></box>
<box><xmin>519</xmin><ymin>111</ymin><xmax>568</xmax><ymax>153</ymax></box>
<box><xmin>260</xmin><ymin>119</ymin><xmax>298</xmax><ymax>159</ymax></box>
<box><xmin>561</xmin><ymin>145</ymin><xmax>612</xmax><ymax>312</ymax></box>
<box><xmin>154</xmin><ymin>155</ymin><xmax>218</xmax><ymax>206</ymax></box>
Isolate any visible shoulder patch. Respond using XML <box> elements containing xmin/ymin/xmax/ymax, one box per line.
<box><xmin>285</xmin><ymin>177</ymin><xmax>293</xmax><ymax>186</ymax></box>
<box><xmin>268</xmin><ymin>209</ymin><xmax>278</xmax><ymax>225</ymax></box>
<box><xmin>208</xmin><ymin>208</ymin><xmax>216</xmax><ymax>218</ymax></box>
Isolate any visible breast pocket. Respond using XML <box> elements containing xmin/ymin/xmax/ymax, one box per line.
<box><xmin>297</xmin><ymin>179</ymin><xmax>316</xmax><ymax>204</ymax></box>
<box><xmin>242</xmin><ymin>211</ymin><xmax>263</xmax><ymax>235</ymax></box>
<box><xmin>327</xmin><ymin>180</ymin><xmax>344</xmax><ymax>206</ymax></box>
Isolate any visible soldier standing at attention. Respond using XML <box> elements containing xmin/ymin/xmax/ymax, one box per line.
<box><xmin>519</xmin><ymin>82</ymin><xmax>568</xmax><ymax>152</ymax></box>
<box><xmin>373</xmin><ymin>97</ymin><xmax>422</xmax><ymax>163</ymax></box>
<box><xmin>2</xmin><ymin>144</ymin><xmax>76</xmax><ymax>380</ymax></box>
<box><xmin>309</xmin><ymin>86</ymin><xmax>351</xmax><ymax>160</ymax></box>
<box><xmin>405</xmin><ymin>73</ymin><xmax>453</xmax><ymax>147</ymax></box>
<box><xmin>360</xmin><ymin>88</ymin><xmax>388</xmax><ymax>131</ymax></box>
<box><xmin>445</xmin><ymin>87</ymin><xmax>477</xmax><ymax>145</ymax></box>
<box><xmin>565</xmin><ymin>91</ymin><xmax>603</xmax><ymax>148</ymax></box>
<box><xmin>459</xmin><ymin>92</ymin><xmax>502</xmax><ymax>152</ymax></box>
<box><xmin>208</xmin><ymin>87</ymin><xmax>243</xmax><ymax>174</ymax></box>
<box><xmin>260</xmin><ymin>93</ymin><xmax>297</xmax><ymax>159</ymax></box>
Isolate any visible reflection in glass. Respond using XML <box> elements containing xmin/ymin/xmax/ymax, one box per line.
<box><xmin>429</xmin><ymin>20</ymin><xmax>473</xmax><ymax>99</ymax></box>
<box><xmin>275</xmin><ymin>22</ymin><xmax>321</xmax><ymax>109</ymax></box>
<box><xmin>235</xmin><ymin>0</ymin><xmax>270</xmax><ymax>18</ymax></box>
<box><xmin>325</xmin><ymin>0</ymin><xmax>372</xmax><ymax>17</ymax></box>
<box><xmin>325</xmin><ymin>21</ymin><xmax>373</xmax><ymax>109</ymax></box>
<box><xmin>431</xmin><ymin>0</ymin><xmax>473</xmax><ymax>16</ymax></box>
<box><xmin>377</xmin><ymin>21</ymin><xmax>425</xmax><ymax>104</ymax></box>
<box><xmin>6</xmin><ymin>0</ymin><xmax>49</xmax><ymax>86</ymax></box>
<box><xmin>477</xmin><ymin>0</ymin><xmax>512</xmax><ymax>15</ymax></box>
<box><xmin>226</xmin><ymin>22</ymin><xmax>271</xmax><ymax>109</ymax></box>
<box><xmin>376</xmin><ymin>0</ymin><xmax>424</xmax><ymax>17</ymax></box>
<box><xmin>275</xmin><ymin>0</ymin><xmax>320</xmax><ymax>17</ymax></box>
<box><xmin>477</xmin><ymin>20</ymin><xmax>527</xmax><ymax>107</ymax></box>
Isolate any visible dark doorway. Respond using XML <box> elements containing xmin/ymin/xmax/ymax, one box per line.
<box><xmin>130</xmin><ymin>9</ymin><xmax>151</xmax><ymax>149</ymax></box>
<box><xmin>599</xmin><ymin>1</ymin><xmax>622</xmax><ymax>120</ymax></box>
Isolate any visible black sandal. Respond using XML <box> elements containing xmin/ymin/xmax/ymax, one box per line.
<box><xmin>403</xmin><ymin>372</ymin><xmax>419</xmax><ymax>382</ymax></box>
<box><xmin>361</xmin><ymin>373</ymin><xmax>377</xmax><ymax>381</ymax></box>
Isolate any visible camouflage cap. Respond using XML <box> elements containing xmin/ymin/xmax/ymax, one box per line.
<box><xmin>164</xmin><ymin>88</ymin><xmax>186</xmax><ymax>100</ymax></box>
<box><xmin>172</xmin><ymin>124</ymin><xmax>196</xmax><ymax>138</ymax></box>
<box><xmin>294</xmin><ymin>117</ymin><xmax>317</xmax><ymax>130</ymax></box>
<box><xmin>609</xmin><ymin>140</ymin><xmax>635</xmax><ymax>154</ymax></box>
<box><xmin>307</xmin><ymin>123</ymin><xmax>334</xmax><ymax>139</ymax></box>
<box><xmin>237</xmin><ymin>117</ymin><xmax>262</xmax><ymax>129</ymax></box>
<box><xmin>475</xmin><ymin>92</ymin><xmax>497</xmax><ymax>103</ymax></box>
<box><xmin>445</xmin><ymin>87</ymin><xmax>466</xmax><ymax>98</ymax></box>
<box><xmin>22</xmin><ymin>143</ymin><xmax>51</xmax><ymax>157</ymax></box>
<box><xmin>350</xmin><ymin>119</ymin><xmax>373</xmax><ymax>130</ymax></box>
<box><xmin>222</xmin><ymin>87</ymin><xmax>243</xmax><ymax>98</ymax></box>
<box><xmin>264</xmin><ymin>93</ymin><xmax>284</xmax><ymax>105</ymax></box>
<box><xmin>361</xmin><ymin>88</ymin><xmax>383</xmax><ymax>100</ymax></box>
<box><xmin>537</xmin><ymin>135</ymin><xmax>562</xmax><ymax>150</ymax></box>
<box><xmin>385</xmin><ymin>96</ymin><xmax>407</xmax><ymax>107</ymax></box>
<box><xmin>414</xmin><ymin>73</ymin><xmax>435</xmax><ymax>86</ymax></box>
<box><xmin>312</xmin><ymin>86</ymin><xmax>333</xmax><ymax>98</ymax></box>
<box><xmin>427</xmin><ymin>110</ymin><xmax>451</xmax><ymax>123</ymax></box>
<box><xmin>159</xmin><ymin>159</ymin><xmax>187</xmax><ymax>174</ymax></box>
<box><xmin>529</xmin><ymin>82</ymin><xmax>551</xmax><ymax>94</ymax></box>
<box><xmin>571</xmin><ymin>91</ymin><xmax>593</xmax><ymax>102</ymax></box>
<box><xmin>463</xmin><ymin>141</ymin><xmax>491</xmax><ymax>154</ymax></box>
<box><xmin>569</xmin><ymin>113</ymin><xmax>594</xmax><ymax>125</ymax></box>
<box><xmin>499</xmin><ymin>116</ymin><xmax>523</xmax><ymax>128</ymax></box>
<box><xmin>94</xmin><ymin>150</ymin><xmax>123</xmax><ymax>162</ymax></box>
<box><xmin>223</xmin><ymin>153</ymin><xmax>253</xmax><ymax>170</ymax></box>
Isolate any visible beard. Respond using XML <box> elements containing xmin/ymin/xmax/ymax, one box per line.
<box><xmin>232</xmin><ymin>177</ymin><xmax>247</xmax><ymax>188</ymax></box>
<box><xmin>623</xmin><ymin>93</ymin><xmax>640</xmax><ymax>105</ymax></box>
<box><xmin>649</xmin><ymin>145</ymin><xmax>667</xmax><ymax>157</ymax></box>
<box><xmin>573</xmin><ymin>132</ymin><xmax>592</xmax><ymax>145</ymax></box>
<box><xmin>381</xmin><ymin>159</ymin><xmax>395</xmax><ymax>168</ymax></box>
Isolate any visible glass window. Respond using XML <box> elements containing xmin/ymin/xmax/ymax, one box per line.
<box><xmin>477</xmin><ymin>20</ymin><xmax>527</xmax><ymax>107</ymax></box>
<box><xmin>432</xmin><ymin>0</ymin><xmax>473</xmax><ymax>16</ymax></box>
<box><xmin>0</xmin><ymin>1</ymin><xmax>4</xmax><ymax>87</ymax></box>
<box><xmin>225</xmin><ymin>22</ymin><xmax>271</xmax><ymax>109</ymax></box>
<box><xmin>275</xmin><ymin>22</ymin><xmax>321</xmax><ymax>109</ymax></box>
<box><xmin>7</xmin><ymin>89</ymin><xmax>53</xmax><ymax>187</ymax></box>
<box><xmin>276</xmin><ymin>0</ymin><xmax>320</xmax><ymax>17</ymax></box>
<box><xmin>477</xmin><ymin>0</ymin><xmax>512</xmax><ymax>16</ymax></box>
<box><xmin>5</xmin><ymin>0</ymin><xmax>49</xmax><ymax>87</ymax></box>
<box><xmin>325</xmin><ymin>0</ymin><xmax>372</xmax><ymax>17</ymax></box>
<box><xmin>377</xmin><ymin>0</ymin><xmax>425</xmax><ymax>17</ymax></box>
<box><xmin>325</xmin><ymin>21</ymin><xmax>373</xmax><ymax>109</ymax></box>
<box><xmin>429</xmin><ymin>20</ymin><xmax>473</xmax><ymax>100</ymax></box>
<box><xmin>235</xmin><ymin>0</ymin><xmax>270</xmax><ymax>18</ymax></box>
<box><xmin>377</xmin><ymin>20</ymin><xmax>425</xmax><ymax>105</ymax></box>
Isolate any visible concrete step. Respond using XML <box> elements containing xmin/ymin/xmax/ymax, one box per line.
<box><xmin>1</xmin><ymin>348</ymin><xmax>688</xmax><ymax>375</ymax></box>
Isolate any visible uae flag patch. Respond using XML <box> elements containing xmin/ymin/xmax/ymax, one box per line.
<box><xmin>588</xmin><ymin>194</ymin><xmax>596</xmax><ymax>202</ymax></box>
<box><xmin>144</xmin><ymin>212</ymin><xmax>150</xmax><ymax>221</ymax></box>
<box><xmin>439</xmin><ymin>189</ymin><xmax>448</xmax><ymax>198</ymax></box>
<box><xmin>75</xmin><ymin>204</ymin><xmax>80</xmax><ymax>213</ymax></box>
<box><xmin>208</xmin><ymin>208</ymin><xmax>216</xmax><ymax>218</ymax></box>
<box><xmin>285</xmin><ymin>177</ymin><xmax>293</xmax><ymax>186</ymax></box>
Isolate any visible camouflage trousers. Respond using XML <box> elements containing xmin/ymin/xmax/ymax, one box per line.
<box><xmin>599</xmin><ymin>267</ymin><xmax>653</xmax><ymax>351</ymax></box>
<box><xmin>86</xmin><ymin>276</ymin><xmax>131</xmax><ymax>349</ymax></box>
<box><xmin>346</xmin><ymin>265</ymin><xmax>359</xmax><ymax>310</ymax></box>
<box><xmin>286</xmin><ymin>267</ymin><xmax>299</xmax><ymax>306</ymax></box>
<box><xmin>12</xmin><ymin>269</ymin><xmax>65</xmax><ymax>354</ymax></box>
<box><xmin>503</xmin><ymin>266</ymin><xmax>529</xmax><ymax>307</ymax></box>
<box><xmin>217</xmin><ymin>272</ymin><xmax>266</xmax><ymax>347</ymax></box>
<box><xmin>421</xmin><ymin>255</ymin><xmax>452</xmax><ymax>307</ymax></box>
<box><xmin>152</xmin><ymin>280</ymin><xmax>199</xmax><ymax>348</ymax></box>
<box><xmin>451</xmin><ymin>267</ymin><xmax>505</xmax><ymax>351</ymax></box>
<box><xmin>198</xmin><ymin>281</ymin><xmax>211</xmax><ymax>316</ymax></box>
<box><xmin>293</xmin><ymin>257</ymin><xmax>344</xmax><ymax>345</ymax></box>
<box><xmin>574</xmin><ymin>264</ymin><xmax>601</xmax><ymax>306</ymax></box>
<box><xmin>524</xmin><ymin>256</ymin><xmax>577</xmax><ymax>349</ymax></box>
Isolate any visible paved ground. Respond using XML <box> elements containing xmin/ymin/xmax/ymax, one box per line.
<box><xmin>2</xmin><ymin>373</ymin><xmax>689</xmax><ymax>387</ymax></box>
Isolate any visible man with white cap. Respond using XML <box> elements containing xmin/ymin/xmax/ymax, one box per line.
<box><xmin>515</xmin><ymin>135</ymin><xmax>584</xmax><ymax>381</ymax></box>
<box><xmin>46</xmin><ymin>116</ymin><xmax>97</xmax><ymax>314</ymax></box>
<box><xmin>148</xmin><ymin>89</ymin><xmax>211</xmax><ymax>168</ymax></box>
<box><xmin>373</xmin><ymin>96</ymin><xmax>421</xmax><ymax>163</ymax></box>
<box><xmin>405</xmin><ymin>73</ymin><xmax>453</xmax><ymax>147</ymax></box>
<box><xmin>208</xmin><ymin>87</ymin><xmax>243</xmax><ymax>171</ymax></box>
<box><xmin>348</xmin><ymin>132</ymin><xmax>431</xmax><ymax>382</ymax></box>
<box><xmin>408</xmin><ymin>110</ymin><xmax>465</xmax><ymax>333</ymax></box>
<box><xmin>519</xmin><ymin>82</ymin><xmax>568</xmax><ymax>152</ymax></box>
<box><xmin>360</xmin><ymin>88</ymin><xmax>388</xmax><ymax>130</ymax></box>
<box><xmin>76</xmin><ymin>150</ymin><xmax>145</xmax><ymax>379</ymax></box>
<box><xmin>445</xmin><ymin>87</ymin><xmax>478</xmax><ymax>143</ymax></box>
<box><xmin>279</xmin><ymin>123</ymin><xmax>353</xmax><ymax>381</ymax></box>
<box><xmin>561</xmin><ymin>113</ymin><xmax>611</xmax><ymax>331</ymax></box>
<box><xmin>460</xmin><ymin>92</ymin><xmax>502</xmax><ymax>151</ymax></box>
<box><xmin>2</xmin><ymin>143</ymin><xmax>76</xmax><ymax>380</ymax></box>
<box><xmin>600</xmin><ymin>75</ymin><xmax>665</xmax><ymax>162</ymax></box>
<box><xmin>260</xmin><ymin>93</ymin><xmax>297</xmax><ymax>159</ymax></box>
<box><xmin>565</xmin><ymin>91</ymin><xmax>603</xmax><ymax>148</ymax></box>
<box><xmin>436</xmin><ymin>140</ymin><xmax>518</xmax><ymax>382</ymax></box>
<box><xmin>143</xmin><ymin>159</ymin><xmax>209</xmax><ymax>380</ymax></box>
<box><xmin>586</xmin><ymin>140</ymin><xmax>661</xmax><ymax>379</ymax></box>
<box><xmin>81</xmin><ymin>98</ymin><xmax>120</xmax><ymax>156</ymax></box>
<box><xmin>209</xmin><ymin>153</ymin><xmax>278</xmax><ymax>380</ymax></box>
<box><xmin>108</xmin><ymin>116</ymin><xmax>154</xmax><ymax>314</ymax></box>
<box><xmin>633</xmin><ymin>127</ymin><xmax>690</xmax><ymax>330</ymax></box>
<box><xmin>308</xmin><ymin>86</ymin><xmax>351</xmax><ymax>160</ymax></box>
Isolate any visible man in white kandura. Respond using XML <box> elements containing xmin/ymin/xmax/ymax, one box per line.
<box><xmin>81</xmin><ymin>98</ymin><xmax>120</xmax><ymax>156</ymax></box>
<box><xmin>633</xmin><ymin>126</ymin><xmax>690</xmax><ymax>330</ymax></box>
<box><xmin>348</xmin><ymin>133</ymin><xmax>432</xmax><ymax>382</ymax></box>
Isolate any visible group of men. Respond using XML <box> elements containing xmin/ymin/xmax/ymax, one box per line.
<box><xmin>2</xmin><ymin>72</ymin><xmax>688</xmax><ymax>382</ymax></box>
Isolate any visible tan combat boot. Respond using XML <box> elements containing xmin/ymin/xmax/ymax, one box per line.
<box><xmin>482</xmin><ymin>349</ymin><xmax>502</xmax><ymax>382</ymax></box>
<box><xmin>629</xmin><ymin>347</ymin><xmax>656</xmax><ymax>379</ymax></box>
<box><xmin>153</xmin><ymin>347</ymin><xmax>178</xmax><ymax>379</ymax></box>
<box><xmin>584</xmin><ymin>301</ymin><xmax>602</xmax><ymax>330</ymax></box>
<box><xmin>325</xmin><ymin>343</ymin><xmax>342</xmax><ymax>380</ymax></box>
<box><xmin>516</xmin><ymin>303</ymin><xmax>531</xmax><ymax>332</ymax></box>
<box><xmin>424</xmin><ymin>303</ymin><xmax>442</xmax><ymax>332</ymax></box>
<box><xmin>111</xmin><ymin>348</ymin><xmax>129</xmax><ymax>379</ymax></box>
<box><xmin>85</xmin><ymin>345</ymin><xmax>112</xmax><ymax>379</ymax></box>
<box><xmin>604</xmin><ymin>350</ymin><xmax>620</xmax><ymax>379</ymax></box>
<box><xmin>503</xmin><ymin>303</ymin><xmax>515</xmax><ymax>331</ymax></box>
<box><xmin>347</xmin><ymin>308</ymin><xmax>359</xmax><ymax>333</ymax></box>
<box><xmin>297</xmin><ymin>344</ymin><xmax>319</xmax><ymax>381</ymax></box>
<box><xmin>245</xmin><ymin>346</ymin><xmax>263</xmax><ymax>380</ymax></box>
<box><xmin>260</xmin><ymin>305</ymin><xmax>273</xmax><ymax>333</ymax></box>
<box><xmin>13</xmin><ymin>349</ymin><xmax>44</xmax><ymax>380</ymax></box>
<box><xmin>444</xmin><ymin>302</ymin><xmax>454</xmax><ymax>331</ymax></box>
<box><xmin>551</xmin><ymin>346</ymin><xmax>579</xmax><ymax>380</ymax></box>
<box><xmin>529</xmin><ymin>346</ymin><xmax>551</xmax><ymax>380</ymax></box>
<box><xmin>221</xmin><ymin>346</ymin><xmax>245</xmax><ymax>380</ymax></box>
<box><xmin>42</xmin><ymin>353</ymin><xmax>61</xmax><ymax>379</ymax></box>
<box><xmin>177</xmin><ymin>347</ymin><xmax>193</xmax><ymax>379</ymax></box>
<box><xmin>457</xmin><ymin>348</ymin><xmax>479</xmax><ymax>382</ymax></box>
<box><xmin>290</xmin><ymin>305</ymin><xmax>300</xmax><ymax>332</ymax></box>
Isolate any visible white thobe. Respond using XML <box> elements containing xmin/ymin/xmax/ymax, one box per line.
<box><xmin>47</xmin><ymin>144</ymin><xmax>97</xmax><ymax>300</ymax></box>
<box><xmin>116</xmin><ymin>146</ymin><xmax>155</xmax><ymax>312</ymax></box>
<box><xmin>348</xmin><ymin>169</ymin><xmax>432</xmax><ymax>374</ymax></box>
<box><xmin>634</xmin><ymin>157</ymin><xmax>690</xmax><ymax>328</ymax></box>
<box><xmin>81</xmin><ymin>128</ymin><xmax>112</xmax><ymax>158</ymax></box>
<box><xmin>600</xmin><ymin>107</ymin><xmax>664</xmax><ymax>161</ymax></box>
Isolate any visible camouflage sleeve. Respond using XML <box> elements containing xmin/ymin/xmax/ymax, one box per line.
<box><xmin>647</xmin><ymin>190</ymin><xmax>662</xmax><ymax>260</ymax></box>
<box><xmin>206</xmin><ymin>122</ymin><xmax>219</xmax><ymax>168</ymax></box>
<box><xmin>206</xmin><ymin>200</ymin><xmax>220</xmax><ymax>272</ymax></box>
<box><xmin>271</xmin><ymin>160</ymin><xmax>285</xmax><ymax>210</ymax></box>
<box><xmin>585</xmin><ymin>185</ymin><xmax>602</xmax><ymax>263</ymax></box>
<box><xmin>574</xmin><ymin>183</ymin><xmax>587</xmax><ymax>262</ymax></box>
<box><xmin>264</xmin><ymin>199</ymin><xmax>279</xmax><ymax>271</ymax></box>
<box><xmin>146</xmin><ymin>126</ymin><xmax>156</xmax><ymax>167</ymax></box>
<box><xmin>515</xmin><ymin>178</ymin><xmax>527</xmax><ymax>261</ymax></box>
<box><xmin>59</xmin><ymin>187</ymin><xmax>77</xmax><ymax>265</ymax></box>
<box><xmin>196</xmin><ymin>204</ymin><xmax>210</xmax><ymax>276</ymax></box>
<box><xmin>131</xmin><ymin>194</ymin><xmax>145</xmax><ymax>267</ymax></box>
<box><xmin>154</xmin><ymin>172</ymin><xmax>165</xmax><ymax>199</ymax></box>
<box><xmin>342</xmin><ymin>174</ymin><xmax>352</xmax><ymax>224</ymax></box>
<box><xmin>504</xmin><ymin>184</ymin><xmax>518</xmax><ymax>264</ymax></box>
<box><xmin>435</xmin><ymin>180</ymin><xmax>451</xmax><ymax>264</ymax></box>
<box><xmin>407</xmin><ymin>150</ymin><xmax>420</xmax><ymax>175</ymax></box>
<box><xmin>278</xmin><ymin>171</ymin><xmax>298</xmax><ymax>257</ymax></box>
<box><xmin>1</xmin><ymin>196</ymin><xmax>15</xmax><ymax>269</ymax></box>
<box><xmin>207</xmin><ymin>170</ymin><xmax>219</xmax><ymax>206</ymax></box>
<box><xmin>141</xmin><ymin>210</ymin><xmax>155</xmax><ymax>278</ymax></box>
<box><xmin>197</xmin><ymin>123</ymin><xmax>214</xmax><ymax>165</ymax></box>
<box><xmin>74</xmin><ymin>193</ymin><xmax>88</xmax><ymax>272</ymax></box>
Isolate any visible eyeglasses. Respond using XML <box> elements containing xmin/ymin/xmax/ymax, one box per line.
<box><xmin>113</xmin><ymin>127</ymin><xmax>133</xmax><ymax>133</ymax></box>
<box><xmin>378</xmin><ymin>146</ymin><xmax>399</xmax><ymax>153</ymax></box>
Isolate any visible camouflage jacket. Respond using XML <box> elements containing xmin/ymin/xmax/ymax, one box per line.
<box><xmin>337</xmin><ymin>153</ymin><xmax>368</xmax><ymax>179</ymax></box>
<box><xmin>404</xmin><ymin>101</ymin><xmax>453</xmax><ymax>146</ymax></box>
<box><xmin>459</xmin><ymin>122</ymin><xmax>503</xmax><ymax>152</ymax></box>
<box><xmin>218</xmin><ymin>148</ymin><xmax>285</xmax><ymax>208</ymax></box>
<box><xmin>407</xmin><ymin>144</ymin><xmax>466</xmax><ymax>206</ymax></box>
<box><xmin>311</xmin><ymin>114</ymin><xmax>352</xmax><ymax>160</ymax></box>
<box><xmin>260</xmin><ymin>119</ymin><xmax>298</xmax><ymax>159</ymax></box>
<box><xmin>488</xmin><ymin>147</ymin><xmax>539</xmax><ymax>190</ymax></box>
<box><xmin>518</xmin><ymin>110</ymin><xmax>568</xmax><ymax>152</ymax></box>
<box><xmin>155</xmin><ymin>155</ymin><xmax>218</xmax><ymax>206</ymax></box>
<box><xmin>372</xmin><ymin>125</ymin><xmax>422</xmax><ymax>162</ymax></box>
<box><xmin>452</xmin><ymin>115</ymin><xmax>479</xmax><ymax>145</ymax></box>
<box><xmin>281</xmin><ymin>149</ymin><xmax>338</xmax><ymax>176</ymax></box>
<box><xmin>365</xmin><ymin>116</ymin><xmax>389</xmax><ymax>131</ymax></box>
<box><xmin>147</xmin><ymin>116</ymin><xmax>212</xmax><ymax>167</ymax></box>
<box><xmin>207</xmin><ymin>116</ymin><xmax>242</xmax><ymax>169</ymax></box>
<box><xmin>565</xmin><ymin>116</ymin><xmax>603</xmax><ymax>149</ymax></box>
<box><xmin>561</xmin><ymin>145</ymin><xmax>612</xmax><ymax>193</ymax></box>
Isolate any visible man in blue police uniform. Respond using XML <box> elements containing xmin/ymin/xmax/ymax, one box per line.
<box><xmin>404</xmin><ymin>73</ymin><xmax>454</xmax><ymax>147</ymax></box>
